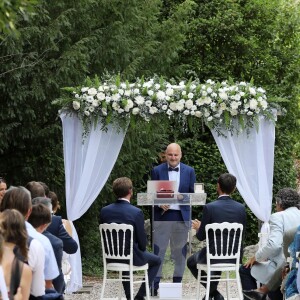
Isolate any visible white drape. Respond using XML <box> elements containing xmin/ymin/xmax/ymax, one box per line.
<box><xmin>211</xmin><ymin>117</ymin><xmax>276</xmax><ymax>238</ymax></box>
<box><xmin>60</xmin><ymin>112</ymin><xmax>127</xmax><ymax>292</ymax></box>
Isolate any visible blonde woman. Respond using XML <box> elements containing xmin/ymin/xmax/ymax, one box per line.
<box><xmin>0</xmin><ymin>209</ymin><xmax>32</xmax><ymax>300</ymax></box>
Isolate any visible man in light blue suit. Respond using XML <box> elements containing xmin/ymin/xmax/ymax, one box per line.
<box><xmin>241</xmin><ymin>188</ymin><xmax>300</xmax><ymax>300</ymax></box>
<box><xmin>99</xmin><ymin>177</ymin><xmax>161</xmax><ymax>300</ymax></box>
<box><xmin>151</xmin><ymin>143</ymin><xmax>196</xmax><ymax>294</ymax></box>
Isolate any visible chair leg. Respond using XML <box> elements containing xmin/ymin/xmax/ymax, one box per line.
<box><xmin>196</xmin><ymin>268</ymin><xmax>201</xmax><ymax>300</ymax></box>
<box><xmin>101</xmin><ymin>270</ymin><xmax>107</xmax><ymax>299</ymax></box>
<box><xmin>145</xmin><ymin>270</ymin><xmax>150</xmax><ymax>300</ymax></box>
<box><xmin>130</xmin><ymin>271</ymin><xmax>134</xmax><ymax>300</ymax></box>
<box><xmin>206</xmin><ymin>271</ymin><xmax>211</xmax><ymax>300</ymax></box>
<box><xmin>226</xmin><ymin>271</ymin><xmax>230</xmax><ymax>300</ymax></box>
<box><xmin>236</xmin><ymin>271</ymin><xmax>243</xmax><ymax>300</ymax></box>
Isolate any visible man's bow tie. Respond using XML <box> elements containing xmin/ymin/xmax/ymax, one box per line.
<box><xmin>168</xmin><ymin>167</ymin><xmax>179</xmax><ymax>172</ymax></box>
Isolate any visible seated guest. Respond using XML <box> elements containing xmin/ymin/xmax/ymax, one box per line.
<box><xmin>187</xmin><ymin>173</ymin><xmax>247</xmax><ymax>300</ymax></box>
<box><xmin>99</xmin><ymin>177</ymin><xmax>161</xmax><ymax>300</ymax></box>
<box><xmin>25</xmin><ymin>181</ymin><xmax>45</xmax><ymax>199</ymax></box>
<box><xmin>0</xmin><ymin>187</ymin><xmax>46</xmax><ymax>298</ymax></box>
<box><xmin>0</xmin><ymin>177</ymin><xmax>7</xmax><ymax>203</ymax></box>
<box><xmin>241</xmin><ymin>188</ymin><xmax>300</xmax><ymax>300</ymax></box>
<box><xmin>0</xmin><ymin>209</ymin><xmax>32</xmax><ymax>299</ymax></box>
<box><xmin>28</xmin><ymin>203</ymin><xmax>64</xmax><ymax>294</ymax></box>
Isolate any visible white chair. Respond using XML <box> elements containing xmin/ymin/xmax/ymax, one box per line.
<box><xmin>196</xmin><ymin>222</ymin><xmax>244</xmax><ymax>300</ymax></box>
<box><xmin>99</xmin><ymin>223</ymin><xmax>150</xmax><ymax>300</ymax></box>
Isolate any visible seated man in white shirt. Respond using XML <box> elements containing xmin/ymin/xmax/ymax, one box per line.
<box><xmin>0</xmin><ymin>186</ymin><xmax>46</xmax><ymax>297</ymax></box>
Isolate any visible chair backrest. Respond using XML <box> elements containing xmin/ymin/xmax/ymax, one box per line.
<box><xmin>205</xmin><ymin>222</ymin><xmax>243</xmax><ymax>263</ymax></box>
<box><xmin>99</xmin><ymin>223</ymin><xmax>134</xmax><ymax>264</ymax></box>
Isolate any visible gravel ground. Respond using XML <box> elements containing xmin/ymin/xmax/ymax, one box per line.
<box><xmin>64</xmin><ymin>276</ymin><xmax>240</xmax><ymax>300</ymax></box>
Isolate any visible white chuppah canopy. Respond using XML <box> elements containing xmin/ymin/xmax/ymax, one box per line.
<box><xmin>60</xmin><ymin>112</ymin><xmax>127</xmax><ymax>292</ymax></box>
<box><xmin>211</xmin><ymin>116</ymin><xmax>276</xmax><ymax>244</ymax></box>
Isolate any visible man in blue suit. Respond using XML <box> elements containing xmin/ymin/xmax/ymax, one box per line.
<box><xmin>151</xmin><ymin>143</ymin><xmax>196</xmax><ymax>294</ymax></box>
<box><xmin>187</xmin><ymin>173</ymin><xmax>247</xmax><ymax>300</ymax></box>
<box><xmin>99</xmin><ymin>177</ymin><xmax>161</xmax><ymax>300</ymax></box>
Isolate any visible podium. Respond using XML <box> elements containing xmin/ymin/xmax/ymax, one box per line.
<box><xmin>137</xmin><ymin>192</ymin><xmax>206</xmax><ymax>298</ymax></box>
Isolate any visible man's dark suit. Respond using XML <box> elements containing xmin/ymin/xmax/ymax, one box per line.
<box><xmin>99</xmin><ymin>199</ymin><xmax>161</xmax><ymax>299</ymax></box>
<box><xmin>43</xmin><ymin>230</ymin><xmax>65</xmax><ymax>294</ymax></box>
<box><xmin>187</xmin><ymin>196</ymin><xmax>247</xmax><ymax>295</ymax></box>
<box><xmin>151</xmin><ymin>162</ymin><xmax>196</xmax><ymax>287</ymax></box>
<box><xmin>47</xmin><ymin>215</ymin><xmax>78</xmax><ymax>254</ymax></box>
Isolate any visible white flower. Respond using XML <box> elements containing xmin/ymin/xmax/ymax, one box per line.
<box><xmin>124</xmin><ymin>90</ymin><xmax>131</xmax><ymax>97</ymax></box>
<box><xmin>247</xmin><ymin>111</ymin><xmax>253</xmax><ymax>116</ymax></box>
<box><xmin>81</xmin><ymin>87</ymin><xmax>89</xmax><ymax>93</ymax></box>
<box><xmin>230</xmin><ymin>101</ymin><xmax>239</xmax><ymax>110</ymax></box>
<box><xmin>165</xmin><ymin>96</ymin><xmax>170</xmax><ymax>101</ymax></box>
<box><xmin>230</xmin><ymin>109</ymin><xmax>238</xmax><ymax>116</ymax></box>
<box><xmin>219</xmin><ymin>92</ymin><xmax>228</xmax><ymax>100</ymax></box>
<box><xmin>169</xmin><ymin>102</ymin><xmax>177</xmax><ymax>111</ymax></box>
<box><xmin>132</xmin><ymin>107</ymin><xmax>140</xmax><ymax>115</ymax></box>
<box><xmin>190</xmin><ymin>111</ymin><xmax>195</xmax><ymax>116</ymax></box>
<box><xmin>135</xmin><ymin>95</ymin><xmax>145</xmax><ymax>105</ymax></box>
<box><xmin>220</xmin><ymin>103</ymin><xmax>227</xmax><ymax>111</ymax></box>
<box><xmin>84</xmin><ymin>110</ymin><xmax>90</xmax><ymax>116</ymax></box>
<box><xmin>133</xmin><ymin>88</ymin><xmax>140</xmax><ymax>94</ymax></box>
<box><xmin>195</xmin><ymin>111</ymin><xmax>202</xmax><ymax>118</ymax></box>
<box><xmin>187</xmin><ymin>92</ymin><xmax>194</xmax><ymax>99</ymax></box>
<box><xmin>162</xmin><ymin>105</ymin><xmax>168</xmax><ymax>111</ymax></box>
<box><xmin>73</xmin><ymin>101</ymin><xmax>80</xmax><ymax>110</ymax></box>
<box><xmin>240</xmin><ymin>92</ymin><xmax>245</xmax><ymax>97</ymax></box>
<box><xmin>118</xmin><ymin>89</ymin><xmax>124</xmax><ymax>95</ymax></box>
<box><xmin>257</xmin><ymin>87</ymin><xmax>266</xmax><ymax>93</ymax></box>
<box><xmin>249</xmin><ymin>87</ymin><xmax>256</xmax><ymax>95</ymax></box>
<box><xmin>183</xmin><ymin>110</ymin><xmax>190</xmax><ymax>115</ymax></box>
<box><xmin>210</xmin><ymin>102</ymin><xmax>217</xmax><ymax>108</ymax></box>
<box><xmin>111</xmin><ymin>93</ymin><xmax>120</xmax><ymax>101</ymax></box>
<box><xmin>196</xmin><ymin>98</ymin><xmax>204</xmax><ymax>106</ymax></box>
<box><xmin>249</xmin><ymin>99</ymin><xmax>258</xmax><ymax>110</ymax></box>
<box><xmin>176</xmin><ymin>102</ymin><xmax>185</xmax><ymax>111</ymax></box>
<box><xmin>202</xmin><ymin>91</ymin><xmax>207</xmax><ymax>97</ymax></box>
<box><xmin>105</xmin><ymin>96</ymin><xmax>111</xmax><ymax>103</ymax></box>
<box><xmin>179</xmin><ymin>99</ymin><xmax>185</xmax><ymax>104</ymax></box>
<box><xmin>98</xmin><ymin>86</ymin><xmax>104</xmax><ymax>92</ymax></box>
<box><xmin>204</xmin><ymin>97</ymin><xmax>212</xmax><ymax>104</ymax></box>
<box><xmin>166</xmin><ymin>109</ymin><xmax>173</xmax><ymax>116</ymax></box>
<box><xmin>97</xmin><ymin>92</ymin><xmax>106</xmax><ymax>100</ymax></box>
<box><xmin>182</xmin><ymin>91</ymin><xmax>187</xmax><ymax>96</ymax></box>
<box><xmin>156</xmin><ymin>91</ymin><xmax>166</xmax><ymax>100</ymax></box>
<box><xmin>234</xmin><ymin>94</ymin><xmax>241</xmax><ymax>101</ymax></box>
<box><xmin>148</xmin><ymin>90</ymin><xmax>154</xmax><ymax>96</ymax></box>
<box><xmin>86</xmin><ymin>96</ymin><xmax>94</xmax><ymax>103</ymax></box>
<box><xmin>145</xmin><ymin>100</ymin><xmax>152</xmax><ymax>107</ymax></box>
<box><xmin>89</xmin><ymin>106</ymin><xmax>95</xmax><ymax>112</ymax></box>
<box><xmin>149</xmin><ymin>106</ymin><xmax>158</xmax><ymax>114</ymax></box>
<box><xmin>120</xmin><ymin>83</ymin><xmax>126</xmax><ymax>89</ymax></box>
<box><xmin>185</xmin><ymin>100</ymin><xmax>193</xmax><ymax>109</ymax></box>
<box><xmin>207</xmin><ymin>116</ymin><xmax>213</xmax><ymax>121</ymax></box>
<box><xmin>118</xmin><ymin>108</ymin><xmax>124</xmax><ymax>114</ymax></box>
<box><xmin>239</xmin><ymin>82</ymin><xmax>247</xmax><ymax>86</ymax></box>
<box><xmin>166</xmin><ymin>88</ymin><xmax>174</xmax><ymax>96</ymax></box>
<box><xmin>179</xmin><ymin>81</ymin><xmax>185</xmax><ymax>86</ymax></box>
<box><xmin>112</xmin><ymin>102</ymin><xmax>120</xmax><ymax>110</ymax></box>
<box><xmin>92</xmin><ymin>100</ymin><xmax>99</xmax><ymax>107</ymax></box>
<box><xmin>87</xmin><ymin>88</ymin><xmax>97</xmax><ymax>96</ymax></box>
<box><xmin>124</xmin><ymin>100</ymin><xmax>134</xmax><ymax>112</ymax></box>
<box><xmin>191</xmin><ymin>105</ymin><xmax>197</xmax><ymax>111</ymax></box>
<box><xmin>207</xmin><ymin>87</ymin><xmax>213</xmax><ymax>94</ymax></box>
<box><xmin>75</xmin><ymin>94</ymin><xmax>79</xmax><ymax>98</ymax></box>
<box><xmin>261</xmin><ymin>100</ymin><xmax>268</xmax><ymax>109</ymax></box>
<box><xmin>204</xmin><ymin>111</ymin><xmax>210</xmax><ymax>118</ymax></box>
<box><xmin>154</xmin><ymin>84</ymin><xmax>160</xmax><ymax>90</ymax></box>
<box><xmin>102</xmin><ymin>108</ymin><xmax>107</xmax><ymax>116</ymax></box>
<box><xmin>211</xmin><ymin>92</ymin><xmax>217</xmax><ymax>98</ymax></box>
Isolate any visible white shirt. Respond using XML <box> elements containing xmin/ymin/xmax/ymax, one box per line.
<box><xmin>26</xmin><ymin>221</ymin><xmax>59</xmax><ymax>280</ymax></box>
<box><xmin>28</xmin><ymin>238</ymin><xmax>46</xmax><ymax>296</ymax></box>
<box><xmin>168</xmin><ymin>164</ymin><xmax>180</xmax><ymax>210</ymax></box>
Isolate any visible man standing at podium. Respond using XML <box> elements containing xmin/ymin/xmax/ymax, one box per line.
<box><xmin>151</xmin><ymin>142</ymin><xmax>196</xmax><ymax>295</ymax></box>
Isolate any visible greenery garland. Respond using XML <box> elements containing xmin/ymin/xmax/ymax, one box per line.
<box><xmin>54</xmin><ymin>75</ymin><xmax>278</xmax><ymax>135</ymax></box>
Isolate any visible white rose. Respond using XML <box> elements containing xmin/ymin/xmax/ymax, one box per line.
<box><xmin>176</xmin><ymin>102</ymin><xmax>185</xmax><ymax>111</ymax></box>
<box><xmin>190</xmin><ymin>111</ymin><xmax>195</xmax><ymax>115</ymax></box>
<box><xmin>124</xmin><ymin>100</ymin><xmax>134</xmax><ymax>112</ymax></box>
<box><xmin>187</xmin><ymin>92</ymin><xmax>194</xmax><ymax>99</ymax></box>
<box><xmin>156</xmin><ymin>91</ymin><xmax>166</xmax><ymax>100</ymax></box>
<box><xmin>210</xmin><ymin>102</ymin><xmax>216</xmax><ymax>108</ymax></box>
<box><xmin>97</xmin><ymin>92</ymin><xmax>106</xmax><ymax>100</ymax></box>
<box><xmin>112</xmin><ymin>102</ymin><xmax>119</xmax><ymax>110</ymax></box>
<box><xmin>149</xmin><ymin>106</ymin><xmax>158</xmax><ymax>114</ymax></box>
<box><xmin>179</xmin><ymin>99</ymin><xmax>185</xmax><ymax>104</ymax></box>
<box><xmin>204</xmin><ymin>97</ymin><xmax>212</xmax><ymax>104</ymax></box>
<box><xmin>182</xmin><ymin>91</ymin><xmax>187</xmax><ymax>96</ymax></box>
<box><xmin>124</xmin><ymin>90</ymin><xmax>131</xmax><ymax>97</ymax></box>
<box><xmin>155</xmin><ymin>84</ymin><xmax>160</xmax><ymax>90</ymax></box>
<box><xmin>111</xmin><ymin>93</ymin><xmax>120</xmax><ymax>101</ymax></box>
<box><xmin>162</xmin><ymin>105</ymin><xmax>168</xmax><ymax>110</ymax></box>
<box><xmin>89</xmin><ymin>106</ymin><xmax>95</xmax><ymax>112</ymax></box>
<box><xmin>133</xmin><ymin>88</ymin><xmax>140</xmax><ymax>94</ymax></box>
<box><xmin>148</xmin><ymin>90</ymin><xmax>154</xmax><ymax>96</ymax></box>
<box><xmin>207</xmin><ymin>87</ymin><xmax>213</xmax><ymax>94</ymax></box>
<box><xmin>202</xmin><ymin>91</ymin><xmax>207</xmax><ymax>97</ymax></box>
<box><xmin>72</xmin><ymin>101</ymin><xmax>80</xmax><ymax>110</ymax></box>
<box><xmin>230</xmin><ymin>101</ymin><xmax>239</xmax><ymax>110</ymax></box>
<box><xmin>211</xmin><ymin>92</ymin><xmax>217</xmax><ymax>98</ymax></box>
<box><xmin>169</xmin><ymin>102</ymin><xmax>177</xmax><ymax>111</ymax></box>
<box><xmin>196</xmin><ymin>99</ymin><xmax>204</xmax><ymax>106</ymax></box>
<box><xmin>185</xmin><ymin>100</ymin><xmax>193</xmax><ymax>109</ymax></box>
<box><xmin>234</xmin><ymin>94</ymin><xmax>241</xmax><ymax>101</ymax></box>
<box><xmin>120</xmin><ymin>83</ymin><xmax>126</xmax><ymax>89</ymax></box>
<box><xmin>98</xmin><ymin>86</ymin><xmax>104</xmax><ymax>92</ymax></box>
<box><xmin>166</xmin><ymin>88</ymin><xmax>174</xmax><ymax>96</ymax></box>
<box><xmin>204</xmin><ymin>111</ymin><xmax>210</xmax><ymax>118</ymax></box>
<box><xmin>240</xmin><ymin>92</ymin><xmax>245</xmax><ymax>97</ymax></box>
<box><xmin>179</xmin><ymin>81</ymin><xmax>185</xmax><ymax>86</ymax></box>
<box><xmin>92</xmin><ymin>100</ymin><xmax>99</xmax><ymax>107</ymax></box>
<box><xmin>220</xmin><ymin>103</ymin><xmax>227</xmax><ymax>110</ymax></box>
<box><xmin>230</xmin><ymin>109</ymin><xmax>238</xmax><ymax>116</ymax></box>
<box><xmin>86</xmin><ymin>96</ymin><xmax>94</xmax><ymax>103</ymax></box>
<box><xmin>166</xmin><ymin>109</ymin><xmax>173</xmax><ymax>116</ymax></box>
<box><xmin>118</xmin><ymin>89</ymin><xmax>124</xmax><ymax>95</ymax></box>
<box><xmin>118</xmin><ymin>108</ymin><xmax>124</xmax><ymax>114</ymax></box>
<box><xmin>105</xmin><ymin>96</ymin><xmax>111</xmax><ymax>103</ymax></box>
<box><xmin>81</xmin><ymin>87</ymin><xmax>89</xmax><ymax>93</ymax></box>
<box><xmin>249</xmin><ymin>87</ymin><xmax>256</xmax><ymax>95</ymax></box>
<box><xmin>219</xmin><ymin>92</ymin><xmax>228</xmax><ymax>100</ymax></box>
<box><xmin>257</xmin><ymin>87</ymin><xmax>266</xmax><ymax>93</ymax></box>
<box><xmin>239</xmin><ymin>82</ymin><xmax>247</xmax><ymax>86</ymax></box>
<box><xmin>249</xmin><ymin>99</ymin><xmax>258</xmax><ymax>110</ymax></box>
<box><xmin>190</xmin><ymin>84</ymin><xmax>196</xmax><ymax>90</ymax></box>
<box><xmin>132</xmin><ymin>107</ymin><xmax>140</xmax><ymax>115</ymax></box>
<box><xmin>135</xmin><ymin>95</ymin><xmax>145</xmax><ymax>105</ymax></box>
<box><xmin>165</xmin><ymin>96</ymin><xmax>170</xmax><ymax>101</ymax></box>
<box><xmin>87</xmin><ymin>88</ymin><xmax>97</xmax><ymax>96</ymax></box>
<box><xmin>207</xmin><ymin>116</ymin><xmax>213</xmax><ymax>121</ymax></box>
<box><xmin>247</xmin><ymin>111</ymin><xmax>253</xmax><ymax>116</ymax></box>
<box><xmin>84</xmin><ymin>110</ymin><xmax>90</xmax><ymax>116</ymax></box>
<box><xmin>75</xmin><ymin>94</ymin><xmax>79</xmax><ymax>98</ymax></box>
<box><xmin>183</xmin><ymin>110</ymin><xmax>190</xmax><ymax>115</ymax></box>
<box><xmin>145</xmin><ymin>100</ymin><xmax>152</xmax><ymax>107</ymax></box>
<box><xmin>195</xmin><ymin>111</ymin><xmax>202</xmax><ymax>118</ymax></box>
<box><xmin>261</xmin><ymin>100</ymin><xmax>268</xmax><ymax>109</ymax></box>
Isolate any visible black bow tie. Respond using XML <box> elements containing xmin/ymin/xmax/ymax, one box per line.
<box><xmin>168</xmin><ymin>167</ymin><xmax>179</xmax><ymax>172</ymax></box>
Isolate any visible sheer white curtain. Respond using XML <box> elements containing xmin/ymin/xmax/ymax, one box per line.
<box><xmin>211</xmin><ymin>117</ymin><xmax>276</xmax><ymax>239</ymax></box>
<box><xmin>60</xmin><ymin>112</ymin><xmax>127</xmax><ymax>292</ymax></box>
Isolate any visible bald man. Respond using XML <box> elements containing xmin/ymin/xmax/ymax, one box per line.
<box><xmin>151</xmin><ymin>143</ymin><xmax>196</xmax><ymax>295</ymax></box>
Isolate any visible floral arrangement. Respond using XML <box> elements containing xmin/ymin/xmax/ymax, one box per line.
<box><xmin>55</xmin><ymin>75</ymin><xmax>277</xmax><ymax>135</ymax></box>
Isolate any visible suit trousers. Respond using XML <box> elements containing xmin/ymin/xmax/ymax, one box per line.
<box><xmin>153</xmin><ymin>211</ymin><xmax>189</xmax><ymax>289</ymax></box>
<box><xmin>187</xmin><ymin>247</ymin><xmax>221</xmax><ymax>296</ymax></box>
<box><xmin>122</xmin><ymin>251</ymin><xmax>161</xmax><ymax>298</ymax></box>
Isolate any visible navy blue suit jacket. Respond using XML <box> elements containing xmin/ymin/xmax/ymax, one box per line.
<box><xmin>47</xmin><ymin>215</ymin><xmax>78</xmax><ymax>254</ymax></box>
<box><xmin>196</xmin><ymin>195</ymin><xmax>247</xmax><ymax>262</ymax></box>
<box><xmin>99</xmin><ymin>200</ymin><xmax>149</xmax><ymax>266</ymax></box>
<box><xmin>151</xmin><ymin>162</ymin><xmax>196</xmax><ymax>222</ymax></box>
